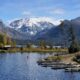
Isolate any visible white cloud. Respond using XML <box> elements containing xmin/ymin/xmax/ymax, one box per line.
<box><xmin>50</xmin><ymin>8</ymin><xmax>65</xmax><ymax>15</ymax></box>
<box><xmin>22</xmin><ymin>11</ymin><xmax>31</xmax><ymax>16</ymax></box>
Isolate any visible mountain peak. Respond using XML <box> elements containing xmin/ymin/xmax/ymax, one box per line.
<box><xmin>9</xmin><ymin>17</ymin><xmax>61</xmax><ymax>35</ymax></box>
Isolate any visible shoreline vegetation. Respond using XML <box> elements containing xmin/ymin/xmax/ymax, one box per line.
<box><xmin>0</xmin><ymin>47</ymin><xmax>68</xmax><ymax>53</ymax></box>
<box><xmin>0</xmin><ymin>32</ymin><xmax>68</xmax><ymax>53</ymax></box>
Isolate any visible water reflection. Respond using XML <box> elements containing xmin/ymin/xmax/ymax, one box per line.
<box><xmin>0</xmin><ymin>52</ymin><xmax>79</xmax><ymax>80</ymax></box>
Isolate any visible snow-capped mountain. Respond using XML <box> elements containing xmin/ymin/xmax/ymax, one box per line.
<box><xmin>9</xmin><ymin>17</ymin><xmax>61</xmax><ymax>35</ymax></box>
<box><xmin>0</xmin><ymin>17</ymin><xmax>80</xmax><ymax>45</ymax></box>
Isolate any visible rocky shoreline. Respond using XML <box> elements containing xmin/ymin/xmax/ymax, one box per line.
<box><xmin>37</xmin><ymin>53</ymin><xmax>80</xmax><ymax>72</ymax></box>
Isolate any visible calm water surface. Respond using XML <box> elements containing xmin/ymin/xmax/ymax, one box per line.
<box><xmin>0</xmin><ymin>52</ymin><xmax>79</xmax><ymax>80</ymax></box>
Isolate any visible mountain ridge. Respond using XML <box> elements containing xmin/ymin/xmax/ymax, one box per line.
<box><xmin>0</xmin><ymin>17</ymin><xmax>80</xmax><ymax>45</ymax></box>
<box><xmin>9</xmin><ymin>17</ymin><xmax>61</xmax><ymax>35</ymax></box>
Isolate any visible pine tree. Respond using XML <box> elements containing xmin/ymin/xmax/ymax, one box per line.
<box><xmin>26</xmin><ymin>43</ymin><xmax>32</xmax><ymax>48</ymax></box>
<box><xmin>68</xmin><ymin>25</ymin><xmax>80</xmax><ymax>53</ymax></box>
<box><xmin>39</xmin><ymin>40</ymin><xmax>47</xmax><ymax>49</ymax></box>
<box><xmin>3</xmin><ymin>33</ymin><xmax>7</xmax><ymax>45</ymax></box>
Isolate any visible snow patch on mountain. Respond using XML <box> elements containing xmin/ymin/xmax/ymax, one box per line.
<box><xmin>29</xmin><ymin>17</ymin><xmax>61</xmax><ymax>26</ymax></box>
<box><xmin>9</xmin><ymin>17</ymin><xmax>61</xmax><ymax>35</ymax></box>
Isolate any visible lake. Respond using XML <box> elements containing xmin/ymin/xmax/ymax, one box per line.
<box><xmin>0</xmin><ymin>52</ymin><xmax>80</xmax><ymax>80</ymax></box>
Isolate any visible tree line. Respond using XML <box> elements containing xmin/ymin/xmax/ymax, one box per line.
<box><xmin>0</xmin><ymin>33</ymin><xmax>16</xmax><ymax>47</ymax></box>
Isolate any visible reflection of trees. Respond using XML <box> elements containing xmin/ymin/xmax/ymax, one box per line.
<box><xmin>37</xmin><ymin>53</ymin><xmax>45</xmax><ymax>60</ymax></box>
<box><xmin>37</xmin><ymin>52</ymin><xmax>54</xmax><ymax>60</ymax></box>
<box><xmin>63</xmin><ymin>72</ymin><xmax>76</xmax><ymax>80</ymax></box>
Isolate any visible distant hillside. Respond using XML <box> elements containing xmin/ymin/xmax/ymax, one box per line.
<box><xmin>34</xmin><ymin>17</ymin><xmax>80</xmax><ymax>46</ymax></box>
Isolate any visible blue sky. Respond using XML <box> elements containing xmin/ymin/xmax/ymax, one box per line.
<box><xmin>0</xmin><ymin>0</ymin><xmax>80</xmax><ymax>21</ymax></box>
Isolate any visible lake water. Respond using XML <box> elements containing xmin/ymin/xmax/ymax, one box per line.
<box><xmin>0</xmin><ymin>52</ymin><xmax>80</xmax><ymax>80</ymax></box>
